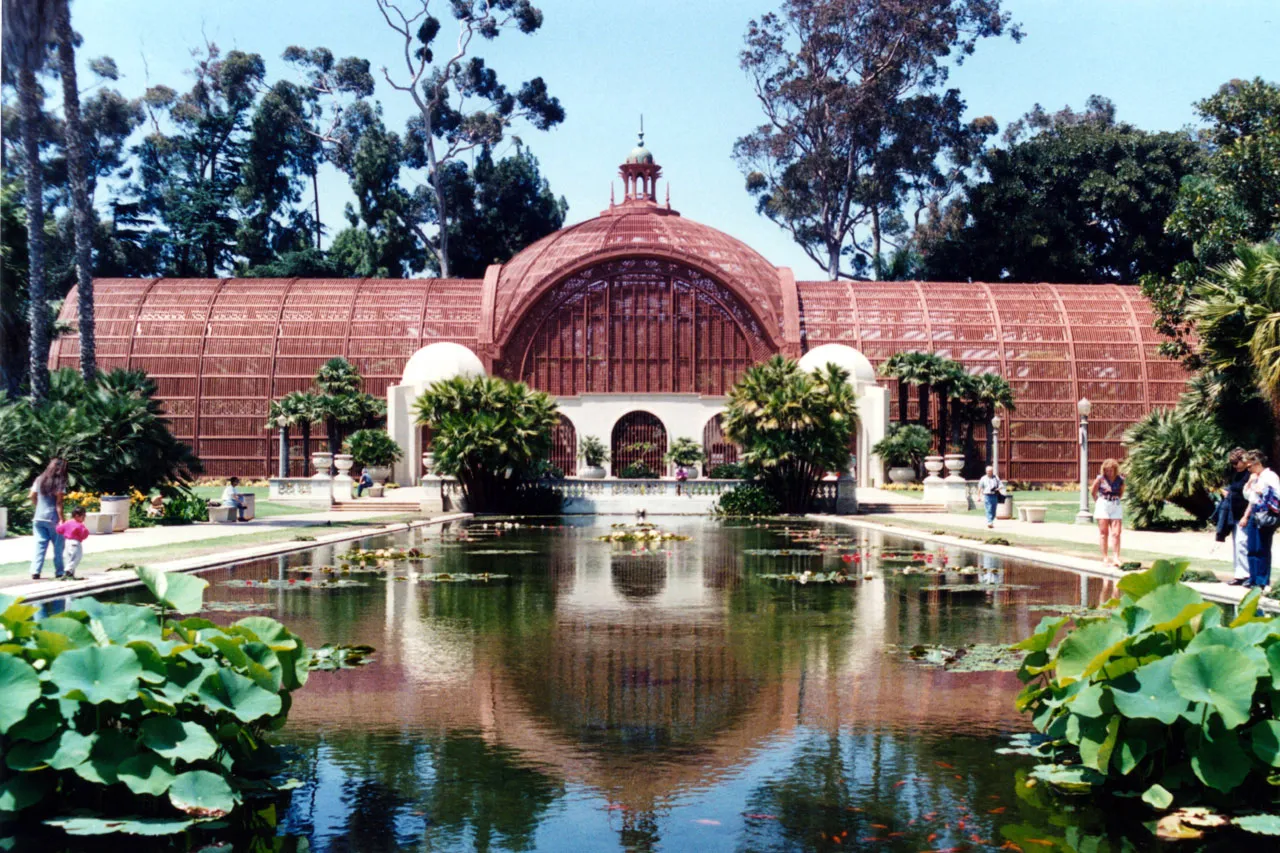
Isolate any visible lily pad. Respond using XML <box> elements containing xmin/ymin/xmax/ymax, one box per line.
<box><xmin>118</xmin><ymin>751</ymin><xmax>177</xmax><ymax>796</ymax></box>
<box><xmin>135</xmin><ymin>566</ymin><xmax>208</xmax><ymax>614</ymax></box>
<box><xmin>1029</xmin><ymin>763</ymin><xmax>1104</xmax><ymax>793</ymax></box>
<box><xmin>759</xmin><ymin>571</ymin><xmax>856</xmax><ymax>584</ymax></box>
<box><xmin>743</xmin><ymin>549</ymin><xmax>823</xmax><ymax>556</ymax></box>
<box><xmin>140</xmin><ymin>717</ymin><xmax>219</xmax><ymax>763</ymax></box>
<box><xmin>44</xmin><ymin>816</ymin><xmax>196</xmax><ymax>836</ymax></box>
<box><xmin>221</xmin><ymin>578</ymin><xmax>368</xmax><ymax>589</ymax></box>
<box><xmin>897</xmin><ymin>642</ymin><xmax>1027</xmax><ymax>672</ymax></box>
<box><xmin>197</xmin><ymin>668</ymin><xmax>282</xmax><ymax>722</ymax></box>
<box><xmin>1141</xmin><ymin>783</ymin><xmax>1174</xmax><ymax>809</ymax></box>
<box><xmin>1112</xmin><ymin>656</ymin><xmax>1187</xmax><ymax>724</ymax></box>
<box><xmin>387</xmin><ymin>572</ymin><xmax>510</xmax><ymax>583</ymax></box>
<box><xmin>1233</xmin><ymin>814</ymin><xmax>1280</xmax><ymax>836</ymax></box>
<box><xmin>1171</xmin><ymin>647</ymin><xmax>1257</xmax><ymax>728</ymax></box>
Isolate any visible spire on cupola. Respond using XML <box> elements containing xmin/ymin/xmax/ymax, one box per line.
<box><xmin>618</xmin><ymin>116</ymin><xmax>661</xmax><ymax>203</ymax></box>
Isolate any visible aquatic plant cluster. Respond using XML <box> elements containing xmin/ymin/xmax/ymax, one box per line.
<box><xmin>1010</xmin><ymin>559</ymin><xmax>1280</xmax><ymax>837</ymax></box>
<box><xmin>597</xmin><ymin>523</ymin><xmax>691</xmax><ymax>543</ymax></box>
<box><xmin>0</xmin><ymin>568</ymin><xmax>311</xmax><ymax>836</ymax></box>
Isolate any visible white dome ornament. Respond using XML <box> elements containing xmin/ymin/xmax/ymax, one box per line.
<box><xmin>797</xmin><ymin>344</ymin><xmax>877</xmax><ymax>386</ymax></box>
<box><xmin>400</xmin><ymin>342</ymin><xmax>486</xmax><ymax>389</ymax></box>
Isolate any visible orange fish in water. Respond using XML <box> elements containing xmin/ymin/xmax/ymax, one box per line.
<box><xmin>988</xmin><ymin>807</ymin><xmax>1006</xmax><ymax>814</ymax></box>
<box><xmin>871</xmin><ymin>824</ymin><xmax>888</xmax><ymax>829</ymax></box>
<box><xmin>927</xmin><ymin>833</ymin><xmax>938</xmax><ymax>843</ymax></box>
<box><xmin>1025</xmin><ymin>841</ymin><xmax>1055</xmax><ymax>848</ymax></box>
<box><xmin>936</xmin><ymin>761</ymin><xmax>955</xmax><ymax>769</ymax></box>
<box><xmin>894</xmin><ymin>780</ymin><xmax>908</xmax><ymax>788</ymax></box>
<box><xmin>1000</xmin><ymin>843</ymin><xmax>1024</xmax><ymax>852</ymax></box>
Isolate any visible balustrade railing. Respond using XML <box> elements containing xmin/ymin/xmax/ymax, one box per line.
<box><xmin>437</xmin><ymin>476</ymin><xmax>844</xmax><ymax>512</ymax></box>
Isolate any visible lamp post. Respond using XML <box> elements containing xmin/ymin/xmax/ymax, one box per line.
<box><xmin>275</xmin><ymin>416</ymin><xmax>289</xmax><ymax>479</ymax></box>
<box><xmin>1075</xmin><ymin>397</ymin><xmax>1093</xmax><ymax>524</ymax></box>
<box><xmin>990</xmin><ymin>412</ymin><xmax>1003</xmax><ymax>479</ymax></box>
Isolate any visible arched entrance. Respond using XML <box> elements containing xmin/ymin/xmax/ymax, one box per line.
<box><xmin>701</xmin><ymin>414</ymin><xmax>739</xmax><ymax>474</ymax></box>
<box><xmin>612</xmin><ymin>412</ymin><xmax>667</xmax><ymax>478</ymax></box>
<box><xmin>551</xmin><ymin>416</ymin><xmax>577</xmax><ymax>476</ymax></box>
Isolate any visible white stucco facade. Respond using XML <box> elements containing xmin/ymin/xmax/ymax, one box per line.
<box><xmin>388</xmin><ymin>343</ymin><xmax>486</xmax><ymax>485</ymax></box>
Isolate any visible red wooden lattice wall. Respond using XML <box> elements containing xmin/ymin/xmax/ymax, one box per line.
<box><xmin>551</xmin><ymin>416</ymin><xmax>577</xmax><ymax>476</ymax></box>
<box><xmin>701</xmin><ymin>414</ymin><xmax>740</xmax><ymax>470</ymax></box>
<box><xmin>500</xmin><ymin>260</ymin><xmax>773</xmax><ymax>396</ymax></box>
<box><xmin>612</xmin><ymin>412</ymin><xmax>667</xmax><ymax>477</ymax></box>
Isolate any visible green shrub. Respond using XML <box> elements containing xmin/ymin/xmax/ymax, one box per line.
<box><xmin>666</xmin><ymin>436</ymin><xmax>705</xmax><ymax>468</ymax></box>
<box><xmin>342</xmin><ymin>428</ymin><xmax>403</xmax><ymax>468</ymax></box>
<box><xmin>708</xmin><ymin>462</ymin><xmax>750</xmax><ymax>480</ymax></box>
<box><xmin>159</xmin><ymin>493</ymin><xmax>213</xmax><ymax>526</ymax></box>
<box><xmin>1011</xmin><ymin>559</ymin><xmax>1279</xmax><ymax>809</ymax></box>
<box><xmin>618</xmin><ymin>461</ymin><xmax>659</xmax><ymax>479</ymax></box>
<box><xmin>0</xmin><ymin>567</ymin><xmax>309</xmax><ymax>835</ymax></box>
<box><xmin>872</xmin><ymin>422</ymin><xmax>933</xmax><ymax>470</ymax></box>
<box><xmin>1122</xmin><ymin>409</ymin><xmax>1228</xmax><ymax>529</ymax></box>
<box><xmin>578</xmin><ymin>435</ymin><xmax>608</xmax><ymax>467</ymax></box>
<box><xmin>714</xmin><ymin>484</ymin><xmax>782</xmax><ymax>517</ymax></box>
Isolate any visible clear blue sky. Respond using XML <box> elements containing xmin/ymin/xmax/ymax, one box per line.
<box><xmin>70</xmin><ymin>0</ymin><xmax>1280</xmax><ymax>280</ymax></box>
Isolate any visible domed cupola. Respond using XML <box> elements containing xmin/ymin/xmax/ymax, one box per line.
<box><xmin>617</xmin><ymin>119</ymin><xmax>662</xmax><ymax>205</ymax></box>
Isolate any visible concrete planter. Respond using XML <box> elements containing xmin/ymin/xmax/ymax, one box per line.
<box><xmin>311</xmin><ymin>452</ymin><xmax>333</xmax><ymax>478</ymax></box>
<box><xmin>887</xmin><ymin>466</ymin><xmax>917</xmax><ymax>484</ymax></box>
<box><xmin>943</xmin><ymin>454</ymin><xmax>965</xmax><ymax>479</ymax></box>
<box><xmin>333</xmin><ymin>454</ymin><xmax>355</xmax><ymax>500</ymax></box>
<box><xmin>579</xmin><ymin>464</ymin><xmax>606</xmax><ymax>480</ymax></box>
<box><xmin>84</xmin><ymin>512</ymin><xmax>115</xmax><ymax>534</ymax></box>
<box><xmin>100</xmin><ymin>495</ymin><xmax>131</xmax><ymax>532</ymax></box>
<box><xmin>366</xmin><ymin>465</ymin><xmax>392</xmax><ymax>484</ymax></box>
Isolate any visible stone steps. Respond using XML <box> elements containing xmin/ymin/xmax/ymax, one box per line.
<box><xmin>856</xmin><ymin>503</ymin><xmax>948</xmax><ymax>514</ymax></box>
<box><xmin>331</xmin><ymin>501</ymin><xmax>423</xmax><ymax>513</ymax></box>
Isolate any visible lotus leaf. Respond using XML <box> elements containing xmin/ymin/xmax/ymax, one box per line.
<box><xmin>44</xmin><ymin>816</ymin><xmax>196</xmax><ymax>836</ymax></box>
<box><xmin>5</xmin><ymin>729</ymin><xmax>94</xmax><ymax>771</ymax></box>
<box><xmin>1141</xmin><ymin>783</ymin><xmax>1173</xmax><ymax>809</ymax></box>
<box><xmin>197</xmin><ymin>667</ymin><xmax>282</xmax><ymax>722</ymax></box>
<box><xmin>1248</xmin><ymin>720</ymin><xmax>1280</xmax><ymax>767</ymax></box>
<box><xmin>1188</xmin><ymin>725</ymin><xmax>1252</xmax><ymax>792</ymax></box>
<box><xmin>1013</xmin><ymin>616</ymin><xmax>1069</xmax><ymax>653</ymax></box>
<box><xmin>118</xmin><ymin>752</ymin><xmax>177</xmax><ymax>796</ymax></box>
<box><xmin>136</xmin><ymin>566</ymin><xmax>209</xmax><ymax>614</ymax></box>
<box><xmin>139</xmin><ymin>717</ymin><xmax>219</xmax><ymax>763</ymax></box>
<box><xmin>1079</xmin><ymin>715</ymin><xmax>1121</xmax><ymax>772</ymax></box>
<box><xmin>0</xmin><ymin>651</ymin><xmax>41</xmax><ymax>733</ymax></box>
<box><xmin>1133</xmin><ymin>583</ymin><xmax>1211</xmax><ymax>632</ymax></box>
<box><xmin>1117</xmin><ymin>735</ymin><xmax>1149</xmax><ymax>776</ymax></box>
<box><xmin>73</xmin><ymin>729</ymin><xmax>139</xmax><ymax>785</ymax></box>
<box><xmin>1233</xmin><ymin>814</ymin><xmax>1280</xmax><ymax>835</ymax></box>
<box><xmin>168</xmin><ymin>770</ymin><xmax>236</xmax><ymax>818</ymax></box>
<box><xmin>1111</xmin><ymin>657</ymin><xmax>1187</xmax><ymax>724</ymax></box>
<box><xmin>1171</xmin><ymin>647</ymin><xmax>1257</xmax><ymax>729</ymax></box>
<box><xmin>0</xmin><ymin>774</ymin><xmax>54</xmax><ymax>813</ymax></box>
<box><xmin>1029</xmin><ymin>763</ymin><xmax>1104</xmax><ymax>793</ymax></box>
<box><xmin>1117</xmin><ymin>561</ymin><xmax>1185</xmax><ymax>600</ymax></box>
<box><xmin>6</xmin><ymin>699</ymin><xmax>64</xmax><ymax>742</ymax></box>
<box><xmin>38</xmin><ymin>615</ymin><xmax>95</xmax><ymax>647</ymax></box>
<box><xmin>78</xmin><ymin>600</ymin><xmax>161</xmax><ymax>643</ymax></box>
<box><xmin>51</xmin><ymin>644</ymin><xmax>143</xmax><ymax>705</ymax></box>
<box><xmin>1055</xmin><ymin>620</ymin><xmax>1128</xmax><ymax>684</ymax></box>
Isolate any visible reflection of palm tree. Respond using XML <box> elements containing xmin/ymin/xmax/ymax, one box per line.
<box><xmin>619</xmin><ymin>807</ymin><xmax>663</xmax><ymax>853</ymax></box>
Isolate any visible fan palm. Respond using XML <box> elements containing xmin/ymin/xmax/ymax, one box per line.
<box><xmin>1186</xmin><ymin>242</ymin><xmax>1280</xmax><ymax>456</ymax></box>
<box><xmin>721</xmin><ymin>356</ymin><xmax>859</xmax><ymax>513</ymax></box>
<box><xmin>3</xmin><ymin>0</ymin><xmax>56</xmax><ymax>399</ymax></box>
<box><xmin>315</xmin><ymin>357</ymin><xmax>363</xmax><ymax>396</ymax></box>
<box><xmin>898</xmin><ymin>351</ymin><xmax>939</xmax><ymax>430</ymax></box>
<box><xmin>878</xmin><ymin>352</ymin><xmax>912</xmax><ymax>423</ymax></box>
<box><xmin>967</xmin><ymin>372</ymin><xmax>1016</xmax><ymax>465</ymax></box>
<box><xmin>1122</xmin><ymin>408</ymin><xmax>1229</xmax><ymax>528</ymax></box>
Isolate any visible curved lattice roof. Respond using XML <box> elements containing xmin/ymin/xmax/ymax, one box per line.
<box><xmin>796</xmin><ymin>280</ymin><xmax>1188</xmax><ymax>482</ymax></box>
<box><xmin>489</xmin><ymin>206</ymin><xmax>790</xmax><ymax>353</ymax></box>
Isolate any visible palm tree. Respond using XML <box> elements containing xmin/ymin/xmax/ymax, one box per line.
<box><xmin>53</xmin><ymin>0</ymin><xmax>95</xmax><ymax>381</ymax></box>
<box><xmin>877</xmin><ymin>353</ymin><xmax>911</xmax><ymax>424</ymax></box>
<box><xmin>315</xmin><ymin>357</ymin><xmax>362</xmax><ymax>396</ymax></box>
<box><xmin>897</xmin><ymin>352</ymin><xmax>937</xmax><ymax>431</ymax></box>
<box><xmin>967</xmin><ymin>372</ymin><xmax>1016</xmax><ymax>464</ymax></box>
<box><xmin>930</xmin><ymin>360</ymin><xmax>968</xmax><ymax>454</ymax></box>
<box><xmin>3</xmin><ymin>0</ymin><xmax>56</xmax><ymax>400</ymax></box>
<box><xmin>286</xmin><ymin>390</ymin><xmax>325</xmax><ymax>476</ymax></box>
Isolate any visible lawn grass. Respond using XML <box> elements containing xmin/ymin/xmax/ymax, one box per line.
<box><xmin>191</xmin><ymin>486</ymin><xmax>324</xmax><ymax>518</ymax></box>
<box><xmin>0</xmin><ymin>514</ymin><xmax>419</xmax><ymax>580</ymax></box>
<box><xmin>864</xmin><ymin>514</ymin><xmax>1229</xmax><ymax>578</ymax></box>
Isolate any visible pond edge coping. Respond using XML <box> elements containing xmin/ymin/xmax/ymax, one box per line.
<box><xmin>9</xmin><ymin>512</ymin><xmax>474</xmax><ymax>606</ymax></box>
<box><xmin>809</xmin><ymin>514</ymin><xmax>1280</xmax><ymax>615</ymax></box>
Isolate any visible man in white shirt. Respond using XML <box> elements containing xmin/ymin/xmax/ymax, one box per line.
<box><xmin>978</xmin><ymin>466</ymin><xmax>1003</xmax><ymax>529</ymax></box>
<box><xmin>221</xmin><ymin>476</ymin><xmax>248</xmax><ymax>522</ymax></box>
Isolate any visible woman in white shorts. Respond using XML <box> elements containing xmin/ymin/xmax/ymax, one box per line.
<box><xmin>1090</xmin><ymin>458</ymin><xmax>1125</xmax><ymax>566</ymax></box>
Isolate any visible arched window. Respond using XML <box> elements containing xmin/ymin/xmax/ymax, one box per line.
<box><xmin>499</xmin><ymin>259</ymin><xmax>774</xmax><ymax>396</ymax></box>
<box><xmin>612</xmin><ymin>411</ymin><xmax>667</xmax><ymax>478</ymax></box>
<box><xmin>551</xmin><ymin>416</ymin><xmax>577</xmax><ymax>476</ymax></box>
<box><xmin>701</xmin><ymin>414</ymin><xmax>739</xmax><ymax>471</ymax></box>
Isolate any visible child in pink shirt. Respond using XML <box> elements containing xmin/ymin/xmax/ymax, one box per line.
<box><xmin>56</xmin><ymin>507</ymin><xmax>90</xmax><ymax>578</ymax></box>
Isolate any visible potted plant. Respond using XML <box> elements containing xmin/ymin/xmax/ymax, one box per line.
<box><xmin>579</xmin><ymin>435</ymin><xmax>608</xmax><ymax>479</ymax></box>
<box><xmin>666</xmin><ymin>436</ymin><xmax>706</xmax><ymax>477</ymax></box>
<box><xmin>872</xmin><ymin>423</ymin><xmax>933</xmax><ymax>484</ymax></box>
<box><xmin>344</xmin><ymin>429</ymin><xmax>404</xmax><ymax>483</ymax></box>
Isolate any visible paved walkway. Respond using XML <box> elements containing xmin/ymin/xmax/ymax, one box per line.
<box><xmin>3</xmin><ymin>512</ymin><xmax>471</xmax><ymax>604</ymax></box>
<box><xmin>864</xmin><ymin>509</ymin><xmax>1232</xmax><ymax>565</ymax></box>
<box><xmin>0</xmin><ymin>506</ymin><xmax>410</xmax><ymax>569</ymax></box>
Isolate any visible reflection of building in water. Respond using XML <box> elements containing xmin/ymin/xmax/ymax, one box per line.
<box><xmin>289</xmin><ymin>524</ymin><xmax>1039</xmax><ymax>824</ymax></box>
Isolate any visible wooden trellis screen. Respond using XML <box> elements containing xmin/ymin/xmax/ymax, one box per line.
<box><xmin>701</xmin><ymin>414</ymin><xmax>739</xmax><ymax>471</ymax></box>
<box><xmin>612</xmin><ymin>411</ymin><xmax>667</xmax><ymax>477</ymax></box>
<box><xmin>551</xmin><ymin>417</ymin><xmax>577</xmax><ymax>476</ymax></box>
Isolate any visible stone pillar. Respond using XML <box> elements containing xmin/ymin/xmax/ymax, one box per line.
<box><xmin>922</xmin><ymin>455</ymin><xmax>946</xmax><ymax>504</ymax></box>
<box><xmin>836</xmin><ymin>469</ymin><xmax>858</xmax><ymax>515</ymax></box>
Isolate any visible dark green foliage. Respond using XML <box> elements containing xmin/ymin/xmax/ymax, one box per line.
<box><xmin>708</xmin><ymin>462</ymin><xmax>751</xmax><ymax>480</ymax></box>
<box><xmin>1123</xmin><ymin>409</ymin><xmax>1230</xmax><ymax>529</ymax></box>
<box><xmin>618</xmin><ymin>461</ymin><xmax>658</xmax><ymax>479</ymax></box>
<box><xmin>714</xmin><ymin>484</ymin><xmax>782</xmax><ymax>517</ymax></box>
<box><xmin>578</xmin><ymin>435</ymin><xmax>608</xmax><ymax>467</ymax></box>
<box><xmin>872</xmin><ymin>422</ymin><xmax>933</xmax><ymax>470</ymax></box>
<box><xmin>722</xmin><ymin>356</ymin><xmax>859</xmax><ymax>513</ymax></box>
<box><xmin>0</xmin><ymin>569</ymin><xmax>310</xmax><ymax>834</ymax></box>
<box><xmin>413</xmin><ymin>375</ymin><xmax>559</xmax><ymax>513</ymax></box>
<box><xmin>157</xmin><ymin>493</ymin><xmax>211</xmax><ymax>526</ymax></box>
<box><xmin>922</xmin><ymin>98</ymin><xmax>1203</xmax><ymax>283</ymax></box>
<box><xmin>343</xmin><ymin>428</ymin><xmax>403</xmax><ymax>468</ymax></box>
<box><xmin>665</xmin><ymin>436</ymin><xmax>705</xmax><ymax>468</ymax></box>
<box><xmin>1011</xmin><ymin>560</ymin><xmax>1280</xmax><ymax>808</ymax></box>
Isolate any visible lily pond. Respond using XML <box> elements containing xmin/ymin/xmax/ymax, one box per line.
<box><xmin>15</xmin><ymin>518</ymin><xmax>1271</xmax><ymax>851</ymax></box>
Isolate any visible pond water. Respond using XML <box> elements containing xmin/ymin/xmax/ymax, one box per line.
<box><xmin>22</xmin><ymin>518</ymin><xmax>1264</xmax><ymax>851</ymax></box>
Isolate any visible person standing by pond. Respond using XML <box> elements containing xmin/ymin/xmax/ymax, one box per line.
<box><xmin>1240</xmin><ymin>449</ymin><xmax>1280</xmax><ymax>590</ymax></box>
<box><xmin>1222</xmin><ymin>447</ymin><xmax>1252</xmax><ymax>585</ymax></box>
<box><xmin>978</xmin><ymin>465</ymin><xmax>1002</xmax><ymax>529</ymax></box>
<box><xmin>29</xmin><ymin>458</ymin><xmax>68</xmax><ymax>580</ymax></box>
<box><xmin>1091</xmin><ymin>458</ymin><xmax>1125</xmax><ymax>567</ymax></box>
<box><xmin>56</xmin><ymin>506</ymin><xmax>90</xmax><ymax>579</ymax></box>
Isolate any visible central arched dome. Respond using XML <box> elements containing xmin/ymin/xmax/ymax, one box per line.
<box><xmin>486</xmin><ymin>144</ymin><xmax>794</xmax><ymax>357</ymax></box>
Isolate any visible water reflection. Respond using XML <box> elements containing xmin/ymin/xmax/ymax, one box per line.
<box><xmin>88</xmin><ymin>518</ymin><xmax>1234</xmax><ymax>852</ymax></box>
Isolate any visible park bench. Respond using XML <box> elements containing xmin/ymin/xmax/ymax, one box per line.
<box><xmin>84</xmin><ymin>512</ymin><xmax>115</xmax><ymax>534</ymax></box>
<box><xmin>1017</xmin><ymin>504</ymin><xmax>1048</xmax><ymax>523</ymax></box>
<box><xmin>207</xmin><ymin>505</ymin><xmax>237</xmax><ymax>524</ymax></box>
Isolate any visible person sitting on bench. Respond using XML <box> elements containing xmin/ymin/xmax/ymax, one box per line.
<box><xmin>221</xmin><ymin>477</ymin><xmax>248</xmax><ymax>521</ymax></box>
<box><xmin>356</xmin><ymin>469</ymin><xmax>374</xmax><ymax>498</ymax></box>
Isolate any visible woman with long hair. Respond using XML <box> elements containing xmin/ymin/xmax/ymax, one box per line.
<box><xmin>1225</xmin><ymin>447</ymin><xmax>1251</xmax><ymax>585</ymax></box>
<box><xmin>29</xmin><ymin>457</ymin><xmax>69</xmax><ymax>579</ymax></box>
<box><xmin>1090</xmin><ymin>458</ymin><xmax>1125</xmax><ymax>567</ymax></box>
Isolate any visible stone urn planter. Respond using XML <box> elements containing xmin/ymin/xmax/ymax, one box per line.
<box><xmin>421</xmin><ymin>452</ymin><xmax>435</xmax><ymax>478</ymax></box>
<box><xmin>579</xmin><ymin>464</ymin><xmax>606</xmax><ymax>480</ymax></box>
<box><xmin>333</xmin><ymin>454</ymin><xmax>355</xmax><ymax>500</ymax></box>
<box><xmin>311</xmin><ymin>451</ymin><xmax>333</xmax><ymax>478</ymax></box>
<box><xmin>887</xmin><ymin>466</ymin><xmax>917</xmax><ymax>484</ymax></box>
<box><xmin>334</xmin><ymin>454</ymin><xmax>354</xmax><ymax>477</ymax></box>
<box><xmin>365</xmin><ymin>465</ymin><xmax>392</xmax><ymax>484</ymax></box>
<box><xmin>943</xmin><ymin>453</ymin><xmax>965</xmax><ymax>479</ymax></box>
<box><xmin>923</xmin><ymin>455</ymin><xmax>945</xmax><ymax>480</ymax></box>
<box><xmin>100</xmin><ymin>495</ymin><xmax>131</xmax><ymax>532</ymax></box>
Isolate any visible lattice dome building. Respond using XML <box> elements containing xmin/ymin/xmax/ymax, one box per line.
<box><xmin>51</xmin><ymin>136</ymin><xmax>1187</xmax><ymax>484</ymax></box>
